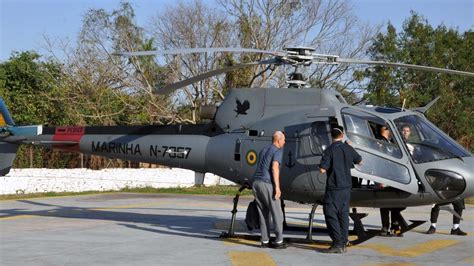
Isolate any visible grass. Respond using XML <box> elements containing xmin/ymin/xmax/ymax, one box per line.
<box><xmin>0</xmin><ymin>185</ymin><xmax>253</xmax><ymax>201</ymax></box>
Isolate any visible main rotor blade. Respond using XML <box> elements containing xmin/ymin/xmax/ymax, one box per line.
<box><xmin>157</xmin><ymin>58</ymin><xmax>279</xmax><ymax>94</ymax></box>
<box><xmin>114</xmin><ymin>47</ymin><xmax>284</xmax><ymax>57</ymax></box>
<box><xmin>336</xmin><ymin>58</ymin><xmax>474</xmax><ymax>77</ymax></box>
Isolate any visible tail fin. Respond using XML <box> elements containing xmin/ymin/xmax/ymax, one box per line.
<box><xmin>0</xmin><ymin>98</ymin><xmax>18</xmax><ymax>176</ymax></box>
<box><xmin>0</xmin><ymin>98</ymin><xmax>15</xmax><ymax>127</ymax></box>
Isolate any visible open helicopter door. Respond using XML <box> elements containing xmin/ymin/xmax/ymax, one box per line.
<box><xmin>300</xmin><ymin>118</ymin><xmax>335</xmax><ymax>195</ymax></box>
<box><xmin>339</xmin><ymin>108</ymin><xmax>419</xmax><ymax>194</ymax></box>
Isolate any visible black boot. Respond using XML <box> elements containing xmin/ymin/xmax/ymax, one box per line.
<box><xmin>450</xmin><ymin>228</ymin><xmax>467</xmax><ymax>236</ymax></box>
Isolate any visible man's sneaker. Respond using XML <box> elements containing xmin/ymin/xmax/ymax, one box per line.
<box><xmin>324</xmin><ymin>246</ymin><xmax>344</xmax><ymax>254</ymax></box>
<box><xmin>426</xmin><ymin>226</ymin><xmax>436</xmax><ymax>234</ymax></box>
<box><xmin>260</xmin><ymin>242</ymin><xmax>269</xmax><ymax>248</ymax></box>
<box><xmin>450</xmin><ymin>228</ymin><xmax>468</xmax><ymax>236</ymax></box>
<box><xmin>271</xmin><ymin>241</ymin><xmax>287</xmax><ymax>249</ymax></box>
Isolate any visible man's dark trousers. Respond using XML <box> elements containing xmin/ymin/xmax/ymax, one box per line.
<box><xmin>323</xmin><ymin>188</ymin><xmax>351</xmax><ymax>248</ymax></box>
<box><xmin>431</xmin><ymin>199</ymin><xmax>464</xmax><ymax>224</ymax></box>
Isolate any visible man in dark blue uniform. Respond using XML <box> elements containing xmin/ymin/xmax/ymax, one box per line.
<box><xmin>320</xmin><ymin>126</ymin><xmax>362</xmax><ymax>253</ymax></box>
<box><xmin>252</xmin><ymin>131</ymin><xmax>287</xmax><ymax>249</ymax></box>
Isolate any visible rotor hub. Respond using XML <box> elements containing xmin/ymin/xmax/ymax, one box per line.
<box><xmin>283</xmin><ymin>47</ymin><xmax>315</xmax><ymax>65</ymax></box>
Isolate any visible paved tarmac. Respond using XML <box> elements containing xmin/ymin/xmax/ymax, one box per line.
<box><xmin>0</xmin><ymin>193</ymin><xmax>472</xmax><ymax>265</ymax></box>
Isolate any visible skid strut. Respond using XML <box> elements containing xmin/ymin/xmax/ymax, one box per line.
<box><xmin>306</xmin><ymin>204</ymin><xmax>318</xmax><ymax>241</ymax></box>
<box><xmin>220</xmin><ymin>185</ymin><xmax>247</xmax><ymax>237</ymax></box>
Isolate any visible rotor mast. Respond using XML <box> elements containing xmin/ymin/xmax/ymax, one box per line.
<box><xmin>284</xmin><ymin>47</ymin><xmax>314</xmax><ymax>88</ymax></box>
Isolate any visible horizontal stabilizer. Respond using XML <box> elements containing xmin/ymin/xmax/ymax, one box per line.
<box><xmin>9</xmin><ymin>125</ymin><xmax>43</xmax><ymax>136</ymax></box>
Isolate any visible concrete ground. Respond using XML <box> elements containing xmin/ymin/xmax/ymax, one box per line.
<box><xmin>0</xmin><ymin>193</ymin><xmax>472</xmax><ymax>266</ymax></box>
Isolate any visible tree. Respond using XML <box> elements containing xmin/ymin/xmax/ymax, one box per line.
<box><xmin>0</xmin><ymin>51</ymin><xmax>82</xmax><ymax>168</ymax></box>
<box><xmin>149</xmin><ymin>0</ymin><xmax>377</xmax><ymax>121</ymax></box>
<box><xmin>149</xmin><ymin>0</ymin><xmax>235</xmax><ymax>123</ymax></box>
<box><xmin>45</xmin><ymin>2</ymin><xmax>180</xmax><ymax>126</ymax></box>
<box><xmin>362</xmin><ymin>12</ymin><xmax>474</xmax><ymax>150</ymax></box>
<box><xmin>220</xmin><ymin>0</ymin><xmax>377</xmax><ymax>94</ymax></box>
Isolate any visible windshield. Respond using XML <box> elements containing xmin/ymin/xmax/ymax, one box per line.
<box><xmin>394</xmin><ymin>115</ymin><xmax>470</xmax><ymax>163</ymax></box>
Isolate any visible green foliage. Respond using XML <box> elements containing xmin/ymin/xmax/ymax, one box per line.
<box><xmin>0</xmin><ymin>51</ymin><xmax>67</xmax><ymax>125</ymax></box>
<box><xmin>362</xmin><ymin>12</ymin><xmax>474</xmax><ymax>151</ymax></box>
<box><xmin>0</xmin><ymin>3</ymin><xmax>174</xmax><ymax>169</ymax></box>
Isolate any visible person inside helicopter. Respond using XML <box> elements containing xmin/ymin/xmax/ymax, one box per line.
<box><xmin>394</xmin><ymin>115</ymin><xmax>470</xmax><ymax>163</ymax></box>
<box><xmin>374</xmin><ymin>125</ymin><xmax>406</xmax><ymax>236</ymax></box>
<box><xmin>374</xmin><ymin>125</ymin><xmax>397</xmax><ymax>155</ymax></box>
<box><xmin>400</xmin><ymin>124</ymin><xmax>415</xmax><ymax>155</ymax></box>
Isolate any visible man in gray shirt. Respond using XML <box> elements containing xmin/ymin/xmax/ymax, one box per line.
<box><xmin>252</xmin><ymin>131</ymin><xmax>287</xmax><ymax>249</ymax></box>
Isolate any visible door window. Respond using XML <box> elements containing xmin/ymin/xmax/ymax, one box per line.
<box><xmin>309</xmin><ymin>121</ymin><xmax>331</xmax><ymax>155</ymax></box>
<box><xmin>342</xmin><ymin>109</ymin><xmax>402</xmax><ymax>159</ymax></box>
<box><xmin>355</xmin><ymin>150</ymin><xmax>411</xmax><ymax>184</ymax></box>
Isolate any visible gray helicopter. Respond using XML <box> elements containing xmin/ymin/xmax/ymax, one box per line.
<box><xmin>0</xmin><ymin>47</ymin><xmax>473</xmax><ymax>243</ymax></box>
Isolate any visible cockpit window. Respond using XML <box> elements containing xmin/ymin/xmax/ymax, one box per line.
<box><xmin>394</xmin><ymin>115</ymin><xmax>470</xmax><ymax>163</ymax></box>
<box><xmin>342</xmin><ymin>109</ymin><xmax>402</xmax><ymax>159</ymax></box>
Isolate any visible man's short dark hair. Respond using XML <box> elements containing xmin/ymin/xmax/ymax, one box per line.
<box><xmin>331</xmin><ymin>125</ymin><xmax>344</xmax><ymax>139</ymax></box>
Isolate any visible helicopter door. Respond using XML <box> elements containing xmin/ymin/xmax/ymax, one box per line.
<box><xmin>341</xmin><ymin>108</ymin><xmax>419</xmax><ymax>194</ymax></box>
<box><xmin>301</xmin><ymin>119</ymin><xmax>333</xmax><ymax>192</ymax></box>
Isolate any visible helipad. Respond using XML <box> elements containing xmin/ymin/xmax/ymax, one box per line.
<box><xmin>1</xmin><ymin>193</ymin><xmax>472</xmax><ymax>265</ymax></box>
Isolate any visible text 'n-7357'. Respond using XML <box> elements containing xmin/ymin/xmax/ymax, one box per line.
<box><xmin>91</xmin><ymin>141</ymin><xmax>191</xmax><ymax>159</ymax></box>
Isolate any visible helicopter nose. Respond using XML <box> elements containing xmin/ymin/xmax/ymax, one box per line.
<box><xmin>424</xmin><ymin>156</ymin><xmax>474</xmax><ymax>200</ymax></box>
<box><xmin>461</xmin><ymin>156</ymin><xmax>474</xmax><ymax>199</ymax></box>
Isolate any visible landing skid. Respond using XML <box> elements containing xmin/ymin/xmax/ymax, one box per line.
<box><xmin>219</xmin><ymin>189</ymin><xmax>425</xmax><ymax>246</ymax></box>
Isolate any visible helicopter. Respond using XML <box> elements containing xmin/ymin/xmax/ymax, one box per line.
<box><xmin>0</xmin><ymin>47</ymin><xmax>473</xmax><ymax>244</ymax></box>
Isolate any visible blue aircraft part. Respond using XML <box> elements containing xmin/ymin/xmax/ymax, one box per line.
<box><xmin>0</xmin><ymin>98</ymin><xmax>15</xmax><ymax>126</ymax></box>
<box><xmin>8</xmin><ymin>125</ymin><xmax>42</xmax><ymax>136</ymax></box>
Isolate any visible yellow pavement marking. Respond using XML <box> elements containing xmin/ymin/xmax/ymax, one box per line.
<box><xmin>1</xmin><ymin>201</ymin><xmax>167</xmax><ymax>220</ymax></box>
<box><xmin>223</xmin><ymin>237</ymin><xmax>260</xmax><ymax>247</ymax></box>
<box><xmin>229</xmin><ymin>251</ymin><xmax>276</xmax><ymax>266</ymax></box>
<box><xmin>293</xmin><ymin>242</ymin><xmax>329</xmax><ymax>249</ymax></box>
<box><xmin>0</xmin><ymin>215</ymin><xmax>37</xmax><ymax>220</ymax></box>
<box><xmin>354</xmin><ymin>239</ymin><xmax>459</xmax><ymax>257</ymax></box>
<box><xmin>287</xmin><ymin>221</ymin><xmax>327</xmax><ymax>228</ymax></box>
<box><xmin>464</xmin><ymin>257</ymin><xmax>474</xmax><ymax>263</ymax></box>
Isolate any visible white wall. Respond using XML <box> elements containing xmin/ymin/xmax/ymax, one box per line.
<box><xmin>0</xmin><ymin>168</ymin><xmax>235</xmax><ymax>195</ymax></box>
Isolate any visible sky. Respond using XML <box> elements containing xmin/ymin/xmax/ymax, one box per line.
<box><xmin>0</xmin><ymin>0</ymin><xmax>473</xmax><ymax>61</ymax></box>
